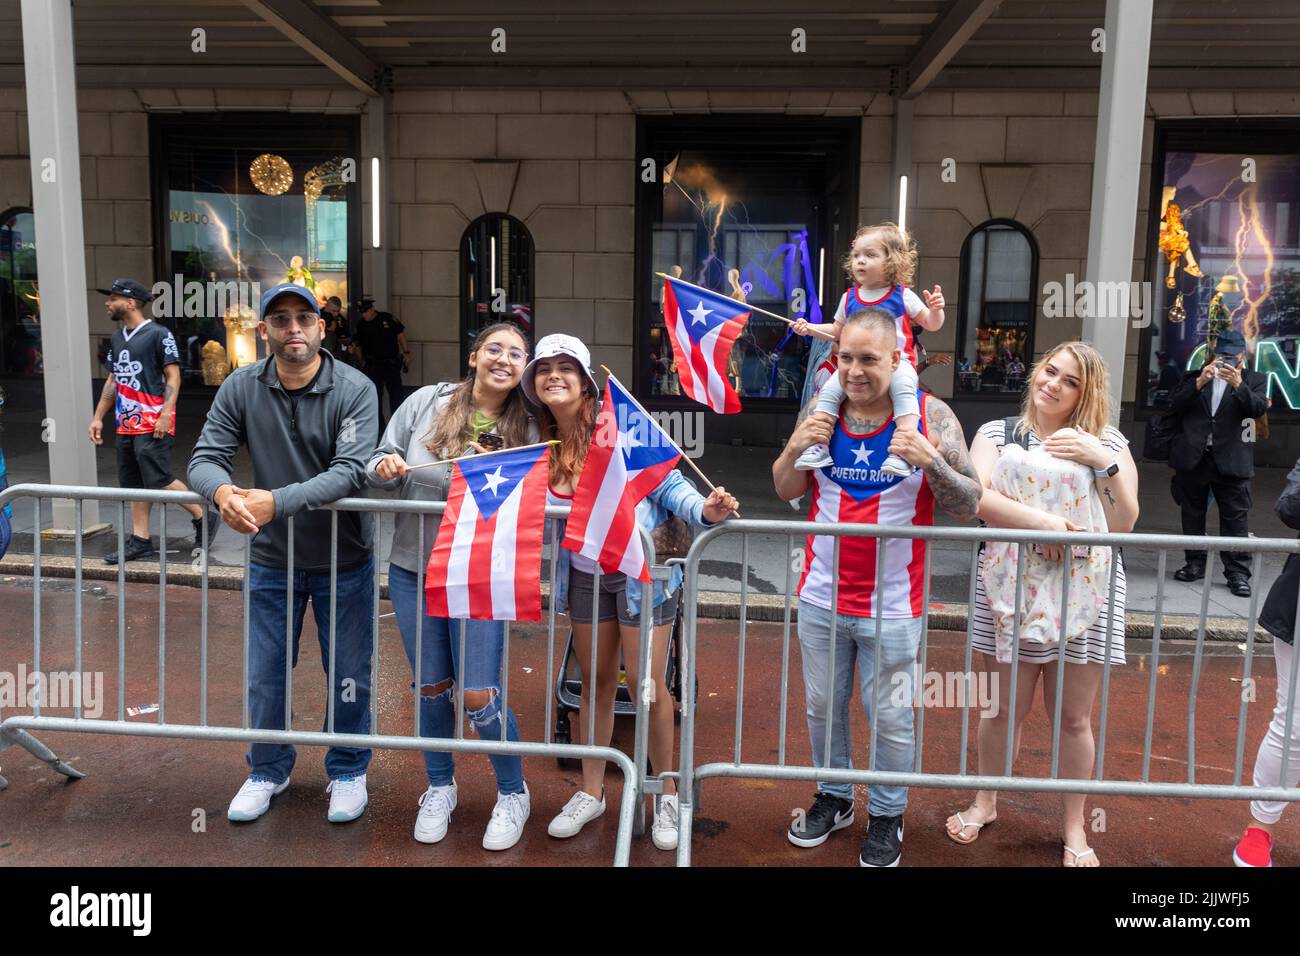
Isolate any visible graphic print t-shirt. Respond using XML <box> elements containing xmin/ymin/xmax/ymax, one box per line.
<box><xmin>105</xmin><ymin>320</ymin><xmax>180</xmax><ymax>435</ymax></box>
<box><xmin>797</xmin><ymin>390</ymin><xmax>935</xmax><ymax>618</ymax></box>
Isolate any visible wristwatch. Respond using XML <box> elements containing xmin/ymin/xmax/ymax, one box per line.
<box><xmin>1093</xmin><ymin>461</ymin><xmax>1119</xmax><ymax>479</ymax></box>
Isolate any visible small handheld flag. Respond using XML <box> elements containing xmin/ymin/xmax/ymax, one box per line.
<box><xmin>562</xmin><ymin>374</ymin><xmax>682</xmax><ymax>582</ymax></box>
<box><xmin>662</xmin><ymin>275</ymin><xmax>750</xmax><ymax>414</ymax></box>
<box><xmin>425</xmin><ymin>443</ymin><xmax>551</xmax><ymax>621</ymax></box>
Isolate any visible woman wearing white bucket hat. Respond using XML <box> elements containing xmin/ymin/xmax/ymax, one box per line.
<box><xmin>523</xmin><ymin>333</ymin><xmax>739</xmax><ymax>850</ymax></box>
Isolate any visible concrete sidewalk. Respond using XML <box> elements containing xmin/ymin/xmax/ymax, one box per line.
<box><xmin>2</xmin><ymin>384</ymin><xmax>1296</xmax><ymax>623</ymax></box>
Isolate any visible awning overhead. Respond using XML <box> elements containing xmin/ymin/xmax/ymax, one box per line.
<box><xmin>0</xmin><ymin>0</ymin><xmax>1296</xmax><ymax>90</ymax></box>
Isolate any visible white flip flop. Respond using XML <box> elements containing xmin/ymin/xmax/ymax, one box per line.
<box><xmin>1063</xmin><ymin>844</ymin><xmax>1097</xmax><ymax>866</ymax></box>
<box><xmin>946</xmin><ymin>811</ymin><xmax>994</xmax><ymax>845</ymax></box>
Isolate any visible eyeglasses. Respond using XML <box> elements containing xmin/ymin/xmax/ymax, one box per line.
<box><xmin>265</xmin><ymin>312</ymin><xmax>318</xmax><ymax>329</ymax></box>
<box><xmin>481</xmin><ymin>343</ymin><xmax>528</xmax><ymax>364</ymax></box>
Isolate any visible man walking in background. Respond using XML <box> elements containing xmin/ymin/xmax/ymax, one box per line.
<box><xmin>88</xmin><ymin>278</ymin><xmax>217</xmax><ymax>564</ymax></box>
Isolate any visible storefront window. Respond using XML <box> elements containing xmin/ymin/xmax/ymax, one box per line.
<box><xmin>955</xmin><ymin>220</ymin><xmax>1037</xmax><ymax>396</ymax></box>
<box><xmin>152</xmin><ymin>113</ymin><xmax>360</xmax><ymax>377</ymax></box>
<box><xmin>460</xmin><ymin>213</ymin><xmax>534</xmax><ymax>353</ymax></box>
<box><xmin>637</xmin><ymin>118</ymin><xmax>858</xmax><ymax>405</ymax></box>
<box><xmin>1145</xmin><ymin>122</ymin><xmax>1300</xmax><ymax>412</ymax></box>
<box><xmin>0</xmin><ymin>207</ymin><xmax>39</xmax><ymax>378</ymax></box>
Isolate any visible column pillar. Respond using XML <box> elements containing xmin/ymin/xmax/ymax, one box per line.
<box><xmin>1082</xmin><ymin>0</ymin><xmax>1153</xmax><ymax>408</ymax></box>
<box><xmin>21</xmin><ymin>0</ymin><xmax>103</xmax><ymax>532</ymax></box>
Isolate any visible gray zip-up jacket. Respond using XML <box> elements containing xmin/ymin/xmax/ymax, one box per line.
<box><xmin>188</xmin><ymin>350</ymin><xmax>379</xmax><ymax>572</ymax></box>
<box><xmin>366</xmin><ymin>383</ymin><xmax>537</xmax><ymax>574</ymax></box>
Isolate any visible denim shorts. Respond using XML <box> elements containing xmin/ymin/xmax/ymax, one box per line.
<box><xmin>568</xmin><ymin>567</ymin><xmax>678</xmax><ymax>627</ymax></box>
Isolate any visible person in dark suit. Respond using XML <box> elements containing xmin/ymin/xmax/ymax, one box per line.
<box><xmin>1166</xmin><ymin>330</ymin><xmax>1270</xmax><ymax>596</ymax></box>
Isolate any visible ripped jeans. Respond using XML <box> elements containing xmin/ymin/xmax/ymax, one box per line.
<box><xmin>388</xmin><ymin>564</ymin><xmax>524</xmax><ymax>794</ymax></box>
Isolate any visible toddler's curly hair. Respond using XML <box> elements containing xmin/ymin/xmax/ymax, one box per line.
<box><xmin>842</xmin><ymin>222</ymin><xmax>918</xmax><ymax>288</ymax></box>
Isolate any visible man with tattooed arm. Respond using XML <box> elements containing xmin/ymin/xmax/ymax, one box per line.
<box><xmin>772</xmin><ymin>306</ymin><xmax>983</xmax><ymax>867</ymax></box>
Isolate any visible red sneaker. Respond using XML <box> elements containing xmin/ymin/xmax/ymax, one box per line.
<box><xmin>1233</xmin><ymin>827</ymin><xmax>1273</xmax><ymax>868</ymax></box>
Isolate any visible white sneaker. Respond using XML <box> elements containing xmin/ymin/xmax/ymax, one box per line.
<box><xmin>227</xmin><ymin>775</ymin><xmax>289</xmax><ymax>822</ymax></box>
<box><xmin>880</xmin><ymin>454</ymin><xmax>914</xmax><ymax>478</ymax></box>
<box><xmin>414</xmin><ymin>781</ymin><xmax>457</xmax><ymax>844</ymax></box>
<box><xmin>795</xmin><ymin>442</ymin><xmax>834</xmax><ymax>471</ymax></box>
<box><xmin>483</xmin><ymin>784</ymin><xmax>531</xmax><ymax>851</ymax></box>
<box><xmin>547</xmin><ymin>789</ymin><xmax>605</xmax><ymax>838</ymax></box>
<box><xmin>652</xmin><ymin>794</ymin><xmax>680</xmax><ymax>850</ymax></box>
<box><xmin>326</xmin><ymin>773</ymin><xmax>368</xmax><ymax>823</ymax></box>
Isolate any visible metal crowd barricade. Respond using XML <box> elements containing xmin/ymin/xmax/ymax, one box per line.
<box><xmin>674</xmin><ymin>519</ymin><xmax>1300</xmax><ymax>867</ymax></box>
<box><xmin>0</xmin><ymin>483</ymin><xmax>658</xmax><ymax>866</ymax></box>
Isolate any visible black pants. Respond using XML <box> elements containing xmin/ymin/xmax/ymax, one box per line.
<box><xmin>1171</xmin><ymin>452</ymin><xmax>1253</xmax><ymax>579</ymax></box>
<box><xmin>365</xmin><ymin>361</ymin><xmax>404</xmax><ymax>427</ymax></box>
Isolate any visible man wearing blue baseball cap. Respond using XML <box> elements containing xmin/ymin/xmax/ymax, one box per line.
<box><xmin>189</xmin><ymin>282</ymin><xmax>380</xmax><ymax>825</ymax></box>
<box><xmin>88</xmin><ymin>278</ymin><xmax>218</xmax><ymax>563</ymax></box>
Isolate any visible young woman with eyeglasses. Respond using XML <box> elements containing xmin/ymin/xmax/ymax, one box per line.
<box><xmin>366</xmin><ymin>322</ymin><xmax>538</xmax><ymax>851</ymax></box>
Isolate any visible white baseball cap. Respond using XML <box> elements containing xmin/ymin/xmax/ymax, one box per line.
<box><xmin>521</xmin><ymin>333</ymin><xmax>601</xmax><ymax>406</ymax></box>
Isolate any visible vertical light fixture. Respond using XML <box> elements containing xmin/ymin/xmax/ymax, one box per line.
<box><xmin>817</xmin><ymin>247</ymin><xmax>825</xmax><ymax>310</ymax></box>
<box><xmin>490</xmin><ymin>235</ymin><xmax>497</xmax><ymax>306</ymax></box>
<box><xmin>370</xmin><ymin>157</ymin><xmax>380</xmax><ymax>248</ymax></box>
<box><xmin>897</xmin><ymin>175</ymin><xmax>908</xmax><ymax>233</ymax></box>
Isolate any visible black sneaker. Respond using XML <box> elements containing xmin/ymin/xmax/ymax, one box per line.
<box><xmin>788</xmin><ymin>792</ymin><xmax>854</xmax><ymax>848</ymax></box>
<box><xmin>859</xmin><ymin>813</ymin><xmax>904</xmax><ymax>868</ymax></box>
<box><xmin>105</xmin><ymin>534</ymin><xmax>156</xmax><ymax>565</ymax></box>
<box><xmin>193</xmin><ymin>510</ymin><xmax>220</xmax><ymax>552</ymax></box>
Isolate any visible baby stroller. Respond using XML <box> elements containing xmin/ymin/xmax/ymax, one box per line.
<box><xmin>552</xmin><ymin>574</ymin><xmax>695</xmax><ymax>769</ymax></box>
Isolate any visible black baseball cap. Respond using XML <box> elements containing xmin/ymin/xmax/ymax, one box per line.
<box><xmin>97</xmin><ymin>278</ymin><xmax>153</xmax><ymax>302</ymax></box>
<box><xmin>355</xmin><ymin>296</ymin><xmax>376</xmax><ymax>310</ymax></box>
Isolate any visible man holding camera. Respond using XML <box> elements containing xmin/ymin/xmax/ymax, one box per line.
<box><xmin>1166</xmin><ymin>329</ymin><xmax>1269</xmax><ymax>597</ymax></box>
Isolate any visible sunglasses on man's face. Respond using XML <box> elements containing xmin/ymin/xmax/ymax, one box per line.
<box><xmin>264</xmin><ymin>312</ymin><xmax>319</xmax><ymax>330</ymax></box>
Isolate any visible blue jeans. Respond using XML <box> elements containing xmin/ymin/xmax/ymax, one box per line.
<box><xmin>246</xmin><ymin>558</ymin><xmax>375</xmax><ymax>783</ymax></box>
<box><xmin>388</xmin><ymin>565</ymin><xmax>524</xmax><ymax>794</ymax></box>
<box><xmin>797</xmin><ymin>599</ymin><xmax>921</xmax><ymax>816</ymax></box>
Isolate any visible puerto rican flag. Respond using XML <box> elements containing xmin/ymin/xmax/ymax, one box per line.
<box><xmin>562</xmin><ymin>374</ymin><xmax>681</xmax><ymax>582</ymax></box>
<box><xmin>663</xmin><ymin>276</ymin><xmax>750</xmax><ymax>414</ymax></box>
<box><xmin>425</xmin><ymin>444</ymin><xmax>551</xmax><ymax>621</ymax></box>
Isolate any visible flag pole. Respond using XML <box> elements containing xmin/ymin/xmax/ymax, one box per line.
<box><xmin>600</xmin><ymin>366</ymin><xmax>739</xmax><ymax>516</ymax></box>
<box><xmin>657</xmin><ymin>271</ymin><xmax>836</xmax><ymax>340</ymax></box>
<box><xmin>406</xmin><ymin>439</ymin><xmax>560</xmax><ymax>472</ymax></box>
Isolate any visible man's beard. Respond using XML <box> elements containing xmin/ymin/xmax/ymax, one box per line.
<box><xmin>269</xmin><ymin>336</ymin><xmax>321</xmax><ymax>365</ymax></box>
<box><xmin>109</xmin><ymin>304</ymin><xmax>131</xmax><ymax>321</ymax></box>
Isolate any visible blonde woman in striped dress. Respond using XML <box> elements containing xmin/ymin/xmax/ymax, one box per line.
<box><xmin>943</xmin><ymin>342</ymin><xmax>1140</xmax><ymax>866</ymax></box>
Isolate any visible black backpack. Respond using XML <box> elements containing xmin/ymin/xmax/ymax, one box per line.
<box><xmin>1001</xmin><ymin>415</ymin><xmax>1031</xmax><ymax>452</ymax></box>
<box><xmin>1143</xmin><ymin>408</ymin><xmax>1178</xmax><ymax>462</ymax></box>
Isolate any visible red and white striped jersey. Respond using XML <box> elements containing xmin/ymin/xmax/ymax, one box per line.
<box><xmin>797</xmin><ymin>390</ymin><xmax>935</xmax><ymax>618</ymax></box>
<box><xmin>812</xmin><ymin>354</ymin><xmax>838</xmax><ymax>393</ymax></box>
